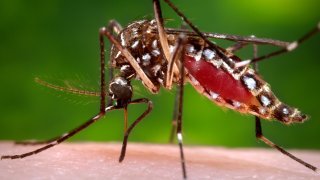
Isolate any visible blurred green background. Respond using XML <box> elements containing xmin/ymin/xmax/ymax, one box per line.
<box><xmin>0</xmin><ymin>0</ymin><xmax>319</xmax><ymax>149</ymax></box>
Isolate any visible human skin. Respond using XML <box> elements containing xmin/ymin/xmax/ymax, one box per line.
<box><xmin>0</xmin><ymin>142</ymin><xmax>319</xmax><ymax>180</ymax></box>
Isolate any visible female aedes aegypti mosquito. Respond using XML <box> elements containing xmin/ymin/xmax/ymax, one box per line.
<box><xmin>2</xmin><ymin>0</ymin><xmax>319</xmax><ymax>179</ymax></box>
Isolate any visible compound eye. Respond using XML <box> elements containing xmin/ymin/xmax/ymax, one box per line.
<box><xmin>109</xmin><ymin>77</ymin><xmax>132</xmax><ymax>101</ymax></box>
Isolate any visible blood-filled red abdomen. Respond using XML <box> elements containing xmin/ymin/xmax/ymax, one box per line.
<box><xmin>184</xmin><ymin>55</ymin><xmax>258</xmax><ymax>106</ymax></box>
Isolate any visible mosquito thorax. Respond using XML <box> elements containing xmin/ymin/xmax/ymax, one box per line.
<box><xmin>110</xmin><ymin>19</ymin><xmax>172</xmax><ymax>91</ymax></box>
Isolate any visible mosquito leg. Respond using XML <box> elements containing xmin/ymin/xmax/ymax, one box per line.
<box><xmin>164</xmin><ymin>28</ymin><xmax>290</xmax><ymax>47</ymax></box>
<box><xmin>154</xmin><ymin>0</ymin><xmax>187</xmax><ymax>143</ymax></box>
<box><xmin>153</xmin><ymin>0</ymin><xmax>170</xmax><ymax>61</ymax></box>
<box><xmin>167</xmin><ymin>34</ymin><xmax>187</xmax><ymax>143</ymax></box>
<box><xmin>1</xmin><ymin>21</ymin><xmax>116</xmax><ymax>157</ymax></box>
<box><xmin>105</xmin><ymin>20</ymin><xmax>123</xmax><ymax>106</ymax></box>
<box><xmin>15</xmin><ymin>137</ymin><xmax>63</xmax><ymax>146</ymax></box>
<box><xmin>255</xmin><ymin>116</ymin><xmax>318</xmax><ymax>172</ymax></box>
<box><xmin>107</xmin><ymin>20</ymin><xmax>123</xmax><ymax>35</ymax></box>
<box><xmin>153</xmin><ymin>0</ymin><xmax>179</xmax><ymax>88</ymax></box>
<box><xmin>176</xmin><ymin>35</ymin><xmax>187</xmax><ymax>179</ymax></box>
<box><xmin>252</xmin><ymin>45</ymin><xmax>317</xmax><ymax>172</ymax></box>
<box><xmin>249</xmin><ymin>22</ymin><xmax>320</xmax><ymax>64</ymax></box>
<box><xmin>166</xmin><ymin>33</ymin><xmax>188</xmax><ymax>178</ymax></box>
<box><xmin>165</xmin><ymin>31</ymin><xmax>186</xmax><ymax>88</ymax></box>
<box><xmin>163</xmin><ymin>0</ymin><xmax>319</xmax><ymax>65</ymax></box>
<box><xmin>118</xmin><ymin>98</ymin><xmax>153</xmax><ymax>162</ymax></box>
<box><xmin>169</xmin><ymin>89</ymin><xmax>178</xmax><ymax>143</ymax></box>
<box><xmin>1</xmin><ymin>106</ymin><xmax>117</xmax><ymax>160</ymax></box>
<box><xmin>13</xmin><ymin>21</ymin><xmax>114</xmax><ymax>146</ymax></box>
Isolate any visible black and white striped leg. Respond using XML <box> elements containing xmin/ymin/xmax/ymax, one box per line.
<box><xmin>251</xmin><ymin>45</ymin><xmax>317</xmax><ymax>172</ymax></box>
<box><xmin>1</xmin><ymin>106</ymin><xmax>117</xmax><ymax>160</ymax></box>
<box><xmin>119</xmin><ymin>98</ymin><xmax>153</xmax><ymax>162</ymax></box>
<box><xmin>168</xmin><ymin>28</ymin><xmax>188</xmax><ymax>143</ymax></box>
<box><xmin>6</xmin><ymin>20</ymin><xmax>117</xmax><ymax>148</ymax></box>
<box><xmin>1</xmin><ymin>17</ymin><xmax>120</xmax><ymax>158</ymax></box>
<box><xmin>169</xmin><ymin>34</ymin><xmax>188</xmax><ymax>179</ymax></box>
<box><xmin>255</xmin><ymin>116</ymin><xmax>318</xmax><ymax>172</ymax></box>
<box><xmin>176</xmin><ymin>36</ymin><xmax>187</xmax><ymax>179</ymax></box>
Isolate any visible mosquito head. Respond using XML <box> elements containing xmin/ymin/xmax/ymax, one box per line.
<box><xmin>273</xmin><ymin>104</ymin><xmax>308</xmax><ymax>124</ymax></box>
<box><xmin>109</xmin><ymin>77</ymin><xmax>133</xmax><ymax>106</ymax></box>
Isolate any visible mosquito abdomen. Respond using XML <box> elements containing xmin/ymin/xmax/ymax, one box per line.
<box><xmin>183</xmin><ymin>44</ymin><xmax>307</xmax><ymax>124</ymax></box>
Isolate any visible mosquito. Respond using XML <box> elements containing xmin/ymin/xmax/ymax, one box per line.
<box><xmin>1</xmin><ymin>0</ymin><xmax>319</xmax><ymax>179</ymax></box>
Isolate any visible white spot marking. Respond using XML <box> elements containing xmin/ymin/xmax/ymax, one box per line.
<box><xmin>247</xmin><ymin>69</ymin><xmax>255</xmax><ymax>75</ymax></box>
<box><xmin>235</xmin><ymin>60</ymin><xmax>251</xmax><ymax>68</ymax></box>
<box><xmin>120</xmin><ymin>33</ymin><xmax>126</xmax><ymax>46</ymax></box>
<box><xmin>203</xmin><ymin>49</ymin><xmax>216</xmax><ymax>60</ymax></box>
<box><xmin>290</xmin><ymin>109</ymin><xmax>299</xmax><ymax>118</ymax></box>
<box><xmin>142</xmin><ymin>53</ymin><xmax>151</xmax><ymax>66</ymax></box>
<box><xmin>152</xmin><ymin>40</ymin><xmax>158</xmax><ymax>49</ymax></box>
<box><xmin>151</xmin><ymin>49</ymin><xmax>160</xmax><ymax>57</ymax></box>
<box><xmin>101</xmin><ymin>27</ymin><xmax>106</xmax><ymax>32</ymax></box>
<box><xmin>194</xmin><ymin>51</ymin><xmax>202</xmax><ymax>61</ymax></box>
<box><xmin>169</xmin><ymin>45</ymin><xmax>176</xmax><ymax>53</ymax></box>
<box><xmin>131</xmin><ymin>40</ymin><xmax>139</xmax><ymax>49</ymax></box>
<box><xmin>142</xmin><ymin>53</ymin><xmax>151</xmax><ymax>61</ymax></box>
<box><xmin>131</xmin><ymin>28</ymin><xmax>138</xmax><ymax>36</ymax></box>
<box><xmin>105</xmin><ymin>106</ymin><xmax>113</xmax><ymax>111</ymax></box>
<box><xmin>93</xmin><ymin>114</ymin><xmax>101</xmax><ymax>120</ymax></box>
<box><xmin>260</xmin><ymin>95</ymin><xmax>271</xmax><ymax>107</ymax></box>
<box><xmin>115</xmin><ymin>78</ymin><xmax>127</xmax><ymax>86</ymax></box>
<box><xmin>286</xmin><ymin>41</ymin><xmax>298</xmax><ymax>51</ymax></box>
<box><xmin>136</xmin><ymin>57</ymin><xmax>141</xmax><ymax>63</ymax></box>
<box><xmin>211</xmin><ymin>59</ymin><xmax>223</xmax><ymax>68</ymax></box>
<box><xmin>222</xmin><ymin>62</ymin><xmax>234</xmax><ymax>74</ymax></box>
<box><xmin>115</xmin><ymin>51</ymin><xmax>121</xmax><ymax>58</ymax></box>
<box><xmin>120</xmin><ymin>65</ymin><xmax>130</xmax><ymax>72</ymax></box>
<box><xmin>243</xmin><ymin>76</ymin><xmax>256</xmax><ymax>90</ymax></box>
<box><xmin>61</xmin><ymin>133</ymin><xmax>68</xmax><ymax>138</ymax></box>
<box><xmin>151</xmin><ymin>65</ymin><xmax>161</xmax><ymax>76</ymax></box>
<box><xmin>150</xmin><ymin>19</ymin><xmax>156</xmax><ymax>25</ymax></box>
<box><xmin>262</xmin><ymin>84</ymin><xmax>271</xmax><ymax>92</ymax></box>
<box><xmin>232</xmin><ymin>101</ymin><xmax>241</xmax><ymax>108</ymax></box>
<box><xmin>215</xmin><ymin>34</ymin><xmax>226</xmax><ymax>39</ymax></box>
<box><xmin>209</xmin><ymin>91</ymin><xmax>219</xmax><ymax>100</ymax></box>
<box><xmin>157</xmin><ymin>78</ymin><xmax>163</xmax><ymax>84</ymax></box>
<box><xmin>49</xmin><ymin>140</ymin><xmax>58</xmax><ymax>146</ymax></box>
<box><xmin>137</xmin><ymin>20</ymin><xmax>146</xmax><ymax>24</ymax></box>
<box><xmin>177</xmin><ymin>133</ymin><xmax>183</xmax><ymax>142</ymax></box>
<box><xmin>186</xmin><ymin>44</ymin><xmax>195</xmax><ymax>53</ymax></box>
<box><xmin>259</xmin><ymin>107</ymin><xmax>267</xmax><ymax>115</ymax></box>
<box><xmin>283</xmin><ymin>107</ymin><xmax>289</xmax><ymax>115</ymax></box>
